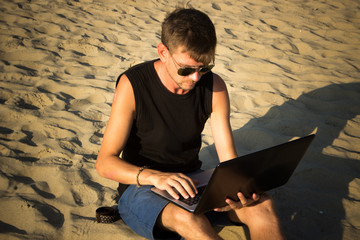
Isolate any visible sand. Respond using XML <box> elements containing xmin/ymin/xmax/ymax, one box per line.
<box><xmin>0</xmin><ymin>0</ymin><xmax>359</xmax><ymax>239</ymax></box>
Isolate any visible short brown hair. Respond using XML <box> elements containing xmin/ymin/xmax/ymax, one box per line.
<box><xmin>161</xmin><ymin>8</ymin><xmax>217</xmax><ymax>65</ymax></box>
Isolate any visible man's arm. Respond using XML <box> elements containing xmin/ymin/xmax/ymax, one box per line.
<box><xmin>210</xmin><ymin>73</ymin><xmax>238</xmax><ymax>162</ymax></box>
<box><xmin>96</xmin><ymin>74</ymin><xmax>141</xmax><ymax>183</ymax></box>
<box><xmin>210</xmin><ymin>74</ymin><xmax>261</xmax><ymax>210</ymax></box>
<box><xmin>96</xmin><ymin>74</ymin><xmax>197</xmax><ymax>199</ymax></box>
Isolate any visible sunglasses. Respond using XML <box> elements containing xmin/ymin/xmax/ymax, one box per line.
<box><xmin>171</xmin><ymin>55</ymin><xmax>214</xmax><ymax>77</ymax></box>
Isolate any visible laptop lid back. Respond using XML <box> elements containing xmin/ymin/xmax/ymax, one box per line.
<box><xmin>194</xmin><ymin>134</ymin><xmax>315</xmax><ymax>214</ymax></box>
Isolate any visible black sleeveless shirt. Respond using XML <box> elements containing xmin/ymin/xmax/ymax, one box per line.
<box><xmin>116</xmin><ymin>59</ymin><xmax>213</xmax><ymax>195</ymax></box>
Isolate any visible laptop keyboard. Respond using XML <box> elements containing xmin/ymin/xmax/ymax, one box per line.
<box><xmin>179</xmin><ymin>186</ymin><xmax>206</xmax><ymax>206</ymax></box>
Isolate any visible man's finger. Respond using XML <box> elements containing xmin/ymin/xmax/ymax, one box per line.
<box><xmin>252</xmin><ymin>193</ymin><xmax>260</xmax><ymax>201</ymax></box>
<box><xmin>169</xmin><ymin>179</ymin><xmax>190</xmax><ymax>199</ymax></box>
<box><xmin>237</xmin><ymin>192</ymin><xmax>248</xmax><ymax>207</ymax></box>
<box><xmin>174</xmin><ymin>174</ymin><xmax>197</xmax><ymax>197</ymax></box>
<box><xmin>165</xmin><ymin>186</ymin><xmax>180</xmax><ymax>200</ymax></box>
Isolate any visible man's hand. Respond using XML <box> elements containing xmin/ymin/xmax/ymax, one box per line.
<box><xmin>214</xmin><ymin>192</ymin><xmax>260</xmax><ymax>212</ymax></box>
<box><xmin>149</xmin><ymin>171</ymin><xmax>198</xmax><ymax>200</ymax></box>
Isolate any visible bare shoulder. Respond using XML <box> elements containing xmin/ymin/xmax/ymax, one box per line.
<box><xmin>113</xmin><ymin>74</ymin><xmax>135</xmax><ymax>112</ymax></box>
<box><xmin>212</xmin><ymin>73</ymin><xmax>227</xmax><ymax>92</ymax></box>
<box><xmin>115</xmin><ymin>74</ymin><xmax>133</xmax><ymax>96</ymax></box>
<box><xmin>211</xmin><ymin>72</ymin><xmax>231</xmax><ymax>116</ymax></box>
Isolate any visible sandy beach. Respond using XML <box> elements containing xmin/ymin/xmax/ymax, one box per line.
<box><xmin>0</xmin><ymin>0</ymin><xmax>359</xmax><ymax>239</ymax></box>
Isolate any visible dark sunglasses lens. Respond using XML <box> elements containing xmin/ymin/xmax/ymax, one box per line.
<box><xmin>199</xmin><ymin>67</ymin><xmax>211</xmax><ymax>73</ymax></box>
<box><xmin>177</xmin><ymin>65</ymin><xmax>214</xmax><ymax>76</ymax></box>
<box><xmin>200</xmin><ymin>65</ymin><xmax>214</xmax><ymax>73</ymax></box>
<box><xmin>178</xmin><ymin>68</ymin><xmax>196</xmax><ymax>76</ymax></box>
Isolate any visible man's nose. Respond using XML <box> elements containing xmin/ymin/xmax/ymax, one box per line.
<box><xmin>189</xmin><ymin>71</ymin><xmax>201</xmax><ymax>82</ymax></box>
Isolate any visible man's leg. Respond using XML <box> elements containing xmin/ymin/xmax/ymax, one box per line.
<box><xmin>227</xmin><ymin>194</ymin><xmax>285</xmax><ymax>240</ymax></box>
<box><xmin>158</xmin><ymin>203</ymin><xmax>222</xmax><ymax>240</ymax></box>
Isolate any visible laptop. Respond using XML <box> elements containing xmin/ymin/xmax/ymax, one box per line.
<box><xmin>151</xmin><ymin>134</ymin><xmax>315</xmax><ymax>214</ymax></box>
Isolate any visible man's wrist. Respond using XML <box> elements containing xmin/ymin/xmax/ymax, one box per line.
<box><xmin>136</xmin><ymin>166</ymin><xmax>149</xmax><ymax>187</ymax></box>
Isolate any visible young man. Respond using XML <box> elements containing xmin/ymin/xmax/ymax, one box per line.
<box><xmin>97</xmin><ymin>8</ymin><xmax>284</xmax><ymax>240</ymax></box>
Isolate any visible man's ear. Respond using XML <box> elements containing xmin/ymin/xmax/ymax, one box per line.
<box><xmin>157</xmin><ymin>43</ymin><xmax>169</xmax><ymax>62</ymax></box>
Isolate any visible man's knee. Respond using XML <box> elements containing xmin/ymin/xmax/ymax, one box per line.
<box><xmin>159</xmin><ymin>203</ymin><xmax>203</xmax><ymax>231</ymax></box>
<box><xmin>232</xmin><ymin>194</ymin><xmax>278</xmax><ymax>225</ymax></box>
<box><xmin>247</xmin><ymin>195</ymin><xmax>281</xmax><ymax>227</ymax></box>
<box><xmin>257</xmin><ymin>194</ymin><xmax>276</xmax><ymax>211</ymax></box>
<box><xmin>158</xmin><ymin>204</ymin><xmax>222</xmax><ymax>240</ymax></box>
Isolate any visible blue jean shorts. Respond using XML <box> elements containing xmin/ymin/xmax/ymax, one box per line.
<box><xmin>118</xmin><ymin>184</ymin><xmax>234</xmax><ymax>240</ymax></box>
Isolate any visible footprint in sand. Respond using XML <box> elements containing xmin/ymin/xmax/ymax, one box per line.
<box><xmin>5</xmin><ymin>92</ymin><xmax>54</xmax><ymax>110</ymax></box>
<box><xmin>23</xmin><ymin>198</ymin><xmax>64</xmax><ymax>229</ymax></box>
<box><xmin>8</xmin><ymin>174</ymin><xmax>56</xmax><ymax>199</ymax></box>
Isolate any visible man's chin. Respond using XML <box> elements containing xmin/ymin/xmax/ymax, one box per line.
<box><xmin>181</xmin><ymin>82</ymin><xmax>196</xmax><ymax>90</ymax></box>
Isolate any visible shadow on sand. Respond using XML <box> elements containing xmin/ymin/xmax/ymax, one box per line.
<box><xmin>201</xmin><ymin>82</ymin><xmax>360</xmax><ymax>239</ymax></box>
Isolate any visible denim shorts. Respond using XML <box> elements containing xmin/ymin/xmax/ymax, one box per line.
<box><xmin>118</xmin><ymin>184</ymin><xmax>234</xmax><ymax>240</ymax></box>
